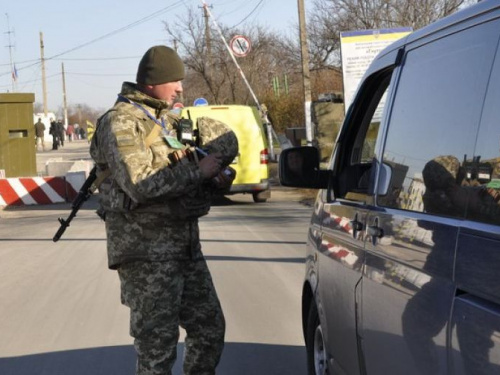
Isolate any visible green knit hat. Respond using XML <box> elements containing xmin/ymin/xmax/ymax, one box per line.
<box><xmin>136</xmin><ymin>46</ymin><xmax>185</xmax><ymax>85</ymax></box>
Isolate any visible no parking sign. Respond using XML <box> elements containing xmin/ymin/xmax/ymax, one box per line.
<box><xmin>230</xmin><ymin>35</ymin><xmax>251</xmax><ymax>57</ymax></box>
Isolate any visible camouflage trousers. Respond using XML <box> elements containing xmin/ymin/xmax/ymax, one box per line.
<box><xmin>118</xmin><ymin>259</ymin><xmax>225</xmax><ymax>375</ymax></box>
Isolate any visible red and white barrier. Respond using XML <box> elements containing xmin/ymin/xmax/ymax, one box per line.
<box><xmin>0</xmin><ymin>177</ymin><xmax>78</xmax><ymax>206</ymax></box>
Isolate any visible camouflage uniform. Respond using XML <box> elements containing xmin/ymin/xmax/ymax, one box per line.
<box><xmin>90</xmin><ymin>82</ymin><xmax>236</xmax><ymax>375</ymax></box>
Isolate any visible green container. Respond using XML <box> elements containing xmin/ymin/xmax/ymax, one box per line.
<box><xmin>0</xmin><ymin>93</ymin><xmax>36</xmax><ymax>177</ymax></box>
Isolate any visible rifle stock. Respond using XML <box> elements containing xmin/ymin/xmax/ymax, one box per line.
<box><xmin>53</xmin><ymin>166</ymin><xmax>98</xmax><ymax>242</ymax></box>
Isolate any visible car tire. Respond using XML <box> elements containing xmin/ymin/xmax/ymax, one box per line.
<box><xmin>252</xmin><ymin>191</ymin><xmax>268</xmax><ymax>203</ymax></box>
<box><xmin>306</xmin><ymin>301</ymin><xmax>329</xmax><ymax>375</ymax></box>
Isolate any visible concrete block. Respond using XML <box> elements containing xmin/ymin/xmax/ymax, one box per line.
<box><xmin>46</xmin><ymin>160</ymin><xmax>75</xmax><ymax>177</ymax></box>
<box><xmin>68</xmin><ymin>160</ymin><xmax>93</xmax><ymax>175</ymax></box>
<box><xmin>65</xmin><ymin>171</ymin><xmax>87</xmax><ymax>200</ymax></box>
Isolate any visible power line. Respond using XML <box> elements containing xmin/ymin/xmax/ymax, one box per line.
<box><xmin>52</xmin><ymin>56</ymin><xmax>141</xmax><ymax>61</ymax></box>
<box><xmin>0</xmin><ymin>1</ymin><xmax>186</xmax><ymax>78</ymax></box>
<box><xmin>0</xmin><ymin>72</ymin><xmax>59</xmax><ymax>89</ymax></box>
<box><xmin>46</xmin><ymin>1</ymin><xmax>185</xmax><ymax>61</ymax></box>
<box><xmin>0</xmin><ymin>58</ymin><xmax>39</xmax><ymax>67</ymax></box>
<box><xmin>66</xmin><ymin>71</ymin><xmax>130</xmax><ymax>77</ymax></box>
<box><xmin>225</xmin><ymin>0</ymin><xmax>267</xmax><ymax>28</ymax></box>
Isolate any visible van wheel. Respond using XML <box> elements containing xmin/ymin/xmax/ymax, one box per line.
<box><xmin>306</xmin><ymin>302</ymin><xmax>328</xmax><ymax>375</ymax></box>
<box><xmin>252</xmin><ymin>192</ymin><xmax>268</xmax><ymax>203</ymax></box>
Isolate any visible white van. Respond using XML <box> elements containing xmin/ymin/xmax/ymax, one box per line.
<box><xmin>180</xmin><ymin>105</ymin><xmax>270</xmax><ymax>202</ymax></box>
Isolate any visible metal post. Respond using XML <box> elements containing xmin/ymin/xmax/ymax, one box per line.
<box><xmin>62</xmin><ymin>63</ymin><xmax>68</xmax><ymax>127</ymax></box>
<box><xmin>40</xmin><ymin>32</ymin><xmax>48</xmax><ymax>117</ymax></box>
<box><xmin>298</xmin><ymin>0</ymin><xmax>313</xmax><ymax>146</ymax></box>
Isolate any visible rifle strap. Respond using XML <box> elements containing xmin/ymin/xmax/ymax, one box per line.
<box><xmin>144</xmin><ymin>123</ymin><xmax>162</xmax><ymax>148</ymax></box>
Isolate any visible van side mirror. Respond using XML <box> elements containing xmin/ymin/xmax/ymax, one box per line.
<box><xmin>279</xmin><ymin>146</ymin><xmax>329</xmax><ymax>189</ymax></box>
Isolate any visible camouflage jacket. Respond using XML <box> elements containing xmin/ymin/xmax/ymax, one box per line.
<box><xmin>90</xmin><ymin>82</ymin><xmax>210</xmax><ymax>269</ymax></box>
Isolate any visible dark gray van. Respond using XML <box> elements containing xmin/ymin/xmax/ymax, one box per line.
<box><xmin>280</xmin><ymin>1</ymin><xmax>500</xmax><ymax>374</ymax></box>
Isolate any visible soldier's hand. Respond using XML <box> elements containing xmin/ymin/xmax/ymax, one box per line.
<box><xmin>212</xmin><ymin>166</ymin><xmax>236</xmax><ymax>190</ymax></box>
<box><xmin>199</xmin><ymin>153</ymin><xmax>223</xmax><ymax>179</ymax></box>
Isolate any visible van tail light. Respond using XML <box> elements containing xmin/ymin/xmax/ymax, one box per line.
<box><xmin>260</xmin><ymin>149</ymin><xmax>269</xmax><ymax>165</ymax></box>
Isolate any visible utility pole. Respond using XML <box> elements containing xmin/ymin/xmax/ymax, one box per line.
<box><xmin>61</xmin><ymin>63</ymin><xmax>68</xmax><ymax>127</ymax></box>
<box><xmin>298</xmin><ymin>0</ymin><xmax>313</xmax><ymax>146</ymax></box>
<box><xmin>77</xmin><ymin>104</ymin><xmax>82</xmax><ymax>125</ymax></box>
<box><xmin>201</xmin><ymin>4</ymin><xmax>212</xmax><ymax>78</ymax></box>
<box><xmin>39</xmin><ymin>32</ymin><xmax>48</xmax><ymax>117</ymax></box>
<box><xmin>5</xmin><ymin>13</ymin><xmax>16</xmax><ymax>92</ymax></box>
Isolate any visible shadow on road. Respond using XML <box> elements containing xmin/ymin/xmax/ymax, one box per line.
<box><xmin>0</xmin><ymin>342</ymin><xmax>306</xmax><ymax>375</ymax></box>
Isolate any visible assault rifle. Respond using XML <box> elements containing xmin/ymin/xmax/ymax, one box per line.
<box><xmin>52</xmin><ymin>111</ymin><xmax>232</xmax><ymax>241</ymax></box>
<box><xmin>52</xmin><ymin>113</ymin><xmax>194</xmax><ymax>243</ymax></box>
<box><xmin>53</xmin><ymin>166</ymin><xmax>98</xmax><ymax>242</ymax></box>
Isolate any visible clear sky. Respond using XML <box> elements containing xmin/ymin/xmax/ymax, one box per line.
<box><xmin>1</xmin><ymin>0</ymin><xmax>304</xmax><ymax>113</ymax></box>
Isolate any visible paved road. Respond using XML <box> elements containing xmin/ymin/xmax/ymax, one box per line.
<box><xmin>0</xmin><ymin>144</ymin><xmax>314</xmax><ymax>375</ymax></box>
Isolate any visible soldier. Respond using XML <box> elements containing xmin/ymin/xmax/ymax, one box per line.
<box><xmin>90</xmin><ymin>46</ymin><xmax>236</xmax><ymax>375</ymax></box>
<box><xmin>34</xmin><ymin>118</ymin><xmax>46</xmax><ymax>151</ymax></box>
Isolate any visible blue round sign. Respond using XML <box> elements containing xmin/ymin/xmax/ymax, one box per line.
<box><xmin>193</xmin><ymin>97</ymin><xmax>209</xmax><ymax>106</ymax></box>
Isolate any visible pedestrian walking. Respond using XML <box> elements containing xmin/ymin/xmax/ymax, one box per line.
<box><xmin>34</xmin><ymin>118</ymin><xmax>46</xmax><ymax>151</ymax></box>
<box><xmin>89</xmin><ymin>45</ymin><xmax>237</xmax><ymax>375</ymax></box>
<box><xmin>57</xmin><ymin>119</ymin><xmax>65</xmax><ymax>147</ymax></box>
<box><xmin>49</xmin><ymin>119</ymin><xmax>59</xmax><ymax>150</ymax></box>
<box><xmin>66</xmin><ymin>124</ymin><xmax>75</xmax><ymax>142</ymax></box>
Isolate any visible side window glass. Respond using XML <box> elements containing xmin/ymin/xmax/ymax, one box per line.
<box><xmin>465</xmin><ymin>44</ymin><xmax>500</xmax><ymax>226</ymax></box>
<box><xmin>378</xmin><ymin>20</ymin><xmax>500</xmax><ymax>220</ymax></box>
<box><xmin>337</xmin><ymin>73</ymin><xmax>391</xmax><ymax>201</ymax></box>
<box><xmin>361</xmin><ymin>90</ymin><xmax>388</xmax><ymax>163</ymax></box>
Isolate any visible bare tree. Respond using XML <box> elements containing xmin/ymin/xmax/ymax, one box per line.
<box><xmin>66</xmin><ymin>103</ymin><xmax>101</xmax><ymax>128</ymax></box>
<box><xmin>163</xmin><ymin>8</ymin><xmax>302</xmax><ymax>109</ymax></box>
<box><xmin>308</xmin><ymin>0</ymin><xmax>475</xmax><ymax>67</ymax></box>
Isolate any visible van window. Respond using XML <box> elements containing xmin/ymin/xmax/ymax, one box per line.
<box><xmin>465</xmin><ymin>43</ymin><xmax>500</xmax><ymax>226</ymax></box>
<box><xmin>378</xmin><ymin>19</ymin><xmax>500</xmax><ymax>219</ymax></box>
<box><xmin>335</xmin><ymin>72</ymin><xmax>392</xmax><ymax>202</ymax></box>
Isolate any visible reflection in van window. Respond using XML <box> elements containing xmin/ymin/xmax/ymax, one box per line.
<box><xmin>361</xmin><ymin>90</ymin><xmax>388</xmax><ymax>163</ymax></box>
<box><xmin>467</xmin><ymin>41</ymin><xmax>500</xmax><ymax>226</ymax></box>
<box><xmin>337</xmin><ymin>73</ymin><xmax>391</xmax><ymax>201</ymax></box>
<box><xmin>378</xmin><ymin>20</ymin><xmax>500</xmax><ymax>220</ymax></box>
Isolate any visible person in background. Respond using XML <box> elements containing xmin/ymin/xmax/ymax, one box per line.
<box><xmin>57</xmin><ymin>119</ymin><xmax>65</xmax><ymax>147</ymax></box>
<box><xmin>49</xmin><ymin>118</ymin><xmax>59</xmax><ymax>150</ymax></box>
<box><xmin>66</xmin><ymin>124</ymin><xmax>75</xmax><ymax>142</ymax></box>
<box><xmin>34</xmin><ymin>118</ymin><xmax>46</xmax><ymax>151</ymax></box>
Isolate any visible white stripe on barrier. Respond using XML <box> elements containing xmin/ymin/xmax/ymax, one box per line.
<box><xmin>34</xmin><ymin>177</ymin><xmax>65</xmax><ymax>203</ymax></box>
<box><xmin>8</xmin><ymin>179</ymin><xmax>37</xmax><ymax>205</ymax></box>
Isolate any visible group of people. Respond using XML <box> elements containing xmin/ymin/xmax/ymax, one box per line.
<box><xmin>66</xmin><ymin>123</ymin><xmax>88</xmax><ymax>142</ymax></box>
<box><xmin>34</xmin><ymin>118</ymin><xmax>88</xmax><ymax>151</ymax></box>
<box><xmin>49</xmin><ymin>119</ymin><xmax>65</xmax><ymax>150</ymax></box>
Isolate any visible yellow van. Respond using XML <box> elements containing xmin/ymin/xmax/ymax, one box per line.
<box><xmin>179</xmin><ymin>105</ymin><xmax>270</xmax><ymax>202</ymax></box>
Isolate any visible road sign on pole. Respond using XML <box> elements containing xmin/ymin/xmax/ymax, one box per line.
<box><xmin>230</xmin><ymin>35</ymin><xmax>251</xmax><ymax>57</ymax></box>
<box><xmin>193</xmin><ymin>97</ymin><xmax>209</xmax><ymax>106</ymax></box>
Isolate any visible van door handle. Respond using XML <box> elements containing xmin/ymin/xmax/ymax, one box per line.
<box><xmin>367</xmin><ymin>217</ymin><xmax>384</xmax><ymax>245</ymax></box>
<box><xmin>367</xmin><ymin>225</ymin><xmax>383</xmax><ymax>238</ymax></box>
<box><xmin>350</xmin><ymin>214</ymin><xmax>363</xmax><ymax>239</ymax></box>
